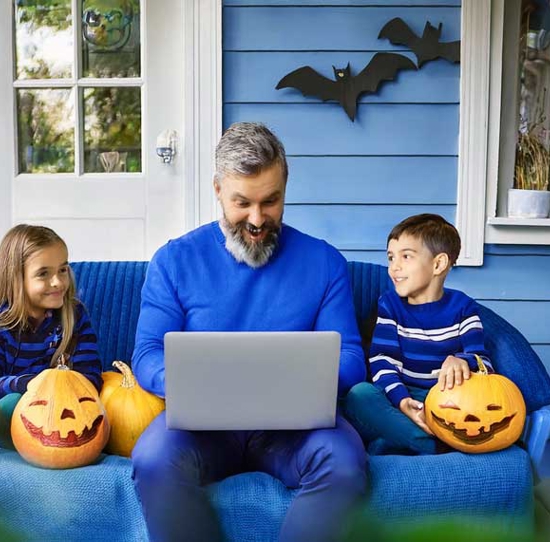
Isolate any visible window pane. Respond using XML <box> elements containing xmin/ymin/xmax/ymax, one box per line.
<box><xmin>17</xmin><ymin>88</ymin><xmax>75</xmax><ymax>173</ymax></box>
<box><xmin>83</xmin><ymin>87</ymin><xmax>141</xmax><ymax>173</ymax></box>
<box><xmin>14</xmin><ymin>0</ymin><xmax>73</xmax><ymax>80</ymax></box>
<box><xmin>514</xmin><ymin>2</ymin><xmax>550</xmax><ymax>191</ymax></box>
<box><xmin>81</xmin><ymin>0</ymin><xmax>141</xmax><ymax>78</ymax></box>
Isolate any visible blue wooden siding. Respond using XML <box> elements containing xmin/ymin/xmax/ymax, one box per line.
<box><xmin>222</xmin><ymin>0</ymin><xmax>550</xmax><ymax>374</ymax></box>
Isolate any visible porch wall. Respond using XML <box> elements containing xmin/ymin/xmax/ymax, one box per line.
<box><xmin>222</xmin><ymin>0</ymin><xmax>550</xmax><ymax>375</ymax></box>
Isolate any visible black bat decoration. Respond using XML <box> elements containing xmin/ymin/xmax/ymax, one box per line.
<box><xmin>378</xmin><ymin>18</ymin><xmax>460</xmax><ymax>68</ymax></box>
<box><xmin>275</xmin><ymin>52</ymin><xmax>416</xmax><ymax>121</ymax></box>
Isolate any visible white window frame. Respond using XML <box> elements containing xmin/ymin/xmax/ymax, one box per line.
<box><xmin>457</xmin><ymin>0</ymin><xmax>550</xmax><ymax>267</ymax></box>
<box><xmin>0</xmin><ymin>1</ymin><xmax>15</xmax><ymax>236</ymax></box>
<box><xmin>456</xmin><ymin>0</ymin><xmax>492</xmax><ymax>266</ymax></box>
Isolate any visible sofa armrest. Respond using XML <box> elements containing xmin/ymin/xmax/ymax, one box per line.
<box><xmin>478</xmin><ymin>304</ymin><xmax>550</xmax><ymax>413</ymax></box>
<box><xmin>522</xmin><ymin>406</ymin><xmax>550</xmax><ymax>479</ymax></box>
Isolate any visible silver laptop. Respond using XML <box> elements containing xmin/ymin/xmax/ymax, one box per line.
<box><xmin>164</xmin><ymin>331</ymin><xmax>341</xmax><ymax>431</ymax></box>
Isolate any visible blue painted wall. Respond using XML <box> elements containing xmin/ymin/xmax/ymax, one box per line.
<box><xmin>222</xmin><ymin>0</ymin><xmax>550</xmax><ymax>375</ymax></box>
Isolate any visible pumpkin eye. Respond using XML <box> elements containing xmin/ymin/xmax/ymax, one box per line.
<box><xmin>29</xmin><ymin>400</ymin><xmax>47</xmax><ymax>406</ymax></box>
<box><xmin>487</xmin><ymin>404</ymin><xmax>502</xmax><ymax>410</ymax></box>
<box><xmin>439</xmin><ymin>401</ymin><xmax>460</xmax><ymax>410</ymax></box>
<box><xmin>464</xmin><ymin>414</ymin><xmax>481</xmax><ymax>422</ymax></box>
<box><xmin>79</xmin><ymin>397</ymin><xmax>96</xmax><ymax>403</ymax></box>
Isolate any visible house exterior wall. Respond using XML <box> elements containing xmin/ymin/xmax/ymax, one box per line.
<box><xmin>222</xmin><ymin>0</ymin><xmax>550</xmax><ymax>374</ymax></box>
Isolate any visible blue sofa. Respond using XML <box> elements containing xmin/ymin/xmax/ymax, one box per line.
<box><xmin>1</xmin><ymin>260</ymin><xmax>549</xmax><ymax>542</ymax></box>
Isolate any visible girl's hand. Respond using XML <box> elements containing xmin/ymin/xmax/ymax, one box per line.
<box><xmin>399</xmin><ymin>397</ymin><xmax>434</xmax><ymax>435</ymax></box>
<box><xmin>438</xmin><ymin>355</ymin><xmax>470</xmax><ymax>390</ymax></box>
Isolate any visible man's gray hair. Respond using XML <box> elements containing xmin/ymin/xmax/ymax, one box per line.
<box><xmin>214</xmin><ymin>122</ymin><xmax>288</xmax><ymax>183</ymax></box>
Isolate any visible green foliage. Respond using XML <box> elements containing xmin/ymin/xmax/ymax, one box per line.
<box><xmin>17</xmin><ymin>0</ymin><xmax>72</xmax><ymax>31</ymax></box>
<box><xmin>344</xmin><ymin>512</ymin><xmax>533</xmax><ymax>542</ymax></box>
<box><xmin>17</xmin><ymin>90</ymin><xmax>74</xmax><ymax>173</ymax></box>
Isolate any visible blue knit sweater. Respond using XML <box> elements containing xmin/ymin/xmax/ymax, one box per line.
<box><xmin>0</xmin><ymin>303</ymin><xmax>102</xmax><ymax>397</ymax></box>
<box><xmin>132</xmin><ymin>221</ymin><xmax>366</xmax><ymax>397</ymax></box>
<box><xmin>369</xmin><ymin>288</ymin><xmax>492</xmax><ymax>407</ymax></box>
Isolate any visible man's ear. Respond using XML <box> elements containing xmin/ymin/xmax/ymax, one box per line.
<box><xmin>433</xmin><ymin>253</ymin><xmax>450</xmax><ymax>276</ymax></box>
<box><xmin>213</xmin><ymin>180</ymin><xmax>221</xmax><ymax>199</ymax></box>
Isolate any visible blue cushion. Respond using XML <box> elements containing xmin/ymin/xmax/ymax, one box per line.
<box><xmin>368</xmin><ymin>446</ymin><xmax>533</xmax><ymax>528</ymax></box>
<box><xmin>72</xmin><ymin>262</ymin><xmax>147</xmax><ymax>370</ymax></box>
<box><xmin>0</xmin><ymin>446</ymin><xmax>533</xmax><ymax>542</ymax></box>
<box><xmin>210</xmin><ymin>472</ymin><xmax>295</xmax><ymax>542</ymax></box>
<box><xmin>0</xmin><ymin>449</ymin><xmax>148</xmax><ymax>542</ymax></box>
<box><xmin>346</xmin><ymin>261</ymin><xmax>391</xmax><ymax>323</ymax></box>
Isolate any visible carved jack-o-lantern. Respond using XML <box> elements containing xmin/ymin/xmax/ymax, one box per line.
<box><xmin>11</xmin><ymin>358</ymin><xmax>110</xmax><ymax>469</ymax></box>
<box><xmin>425</xmin><ymin>356</ymin><xmax>526</xmax><ymax>453</ymax></box>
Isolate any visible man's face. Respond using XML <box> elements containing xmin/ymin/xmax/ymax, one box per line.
<box><xmin>215</xmin><ymin>162</ymin><xmax>286</xmax><ymax>268</ymax></box>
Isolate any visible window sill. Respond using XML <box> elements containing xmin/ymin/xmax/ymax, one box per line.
<box><xmin>487</xmin><ymin>217</ymin><xmax>550</xmax><ymax>227</ymax></box>
<box><xmin>485</xmin><ymin>217</ymin><xmax>550</xmax><ymax>245</ymax></box>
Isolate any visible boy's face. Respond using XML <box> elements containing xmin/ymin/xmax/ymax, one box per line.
<box><xmin>387</xmin><ymin>234</ymin><xmax>446</xmax><ymax>305</ymax></box>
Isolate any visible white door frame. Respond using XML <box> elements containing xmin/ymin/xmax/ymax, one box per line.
<box><xmin>0</xmin><ymin>0</ymin><xmax>221</xmax><ymax>251</ymax></box>
<box><xmin>182</xmin><ymin>0</ymin><xmax>222</xmax><ymax>231</ymax></box>
<box><xmin>0</xmin><ymin>1</ymin><xmax>15</xmax><ymax>237</ymax></box>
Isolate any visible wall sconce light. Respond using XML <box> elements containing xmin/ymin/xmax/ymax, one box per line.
<box><xmin>156</xmin><ymin>130</ymin><xmax>178</xmax><ymax>164</ymax></box>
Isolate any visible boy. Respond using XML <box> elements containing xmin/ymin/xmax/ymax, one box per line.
<box><xmin>345</xmin><ymin>214</ymin><xmax>492</xmax><ymax>454</ymax></box>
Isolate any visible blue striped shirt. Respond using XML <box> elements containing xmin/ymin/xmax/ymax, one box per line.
<box><xmin>369</xmin><ymin>288</ymin><xmax>492</xmax><ymax>407</ymax></box>
<box><xmin>0</xmin><ymin>303</ymin><xmax>102</xmax><ymax>398</ymax></box>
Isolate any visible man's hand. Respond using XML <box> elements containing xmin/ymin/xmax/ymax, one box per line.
<box><xmin>399</xmin><ymin>397</ymin><xmax>434</xmax><ymax>435</ymax></box>
<box><xmin>438</xmin><ymin>355</ymin><xmax>470</xmax><ymax>391</ymax></box>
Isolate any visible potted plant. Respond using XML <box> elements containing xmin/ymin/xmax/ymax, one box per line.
<box><xmin>508</xmin><ymin>125</ymin><xmax>550</xmax><ymax>218</ymax></box>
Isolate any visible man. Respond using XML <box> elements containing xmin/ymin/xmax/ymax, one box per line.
<box><xmin>131</xmin><ymin>122</ymin><xmax>367</xmax><ymax>542</ymax></box>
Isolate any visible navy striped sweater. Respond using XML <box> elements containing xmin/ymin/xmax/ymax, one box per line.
<box><xmin>369</xmin><ymin>288</ymin><xmax>492</xmax><ymax>407</ymax></box>
<box><xmin>0</xmin><ymin>303</ymin><xmax>102</xmax><ymax>398</ymax></box>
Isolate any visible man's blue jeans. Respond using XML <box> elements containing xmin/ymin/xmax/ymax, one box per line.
<box><xmin>345</xmin><ymin>382</ymin><xmax>439</xmax><ymax>455</ymax></box>
<box><xmin>132</xmin><ymin>412</ymin><xmax>367</xmax><ymax>542</ymax></box>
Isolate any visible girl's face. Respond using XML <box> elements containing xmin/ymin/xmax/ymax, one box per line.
<box><xmin>24</xmin><ymin>242</ymin><xmax>70</xmax><ymax>321</ymax></box>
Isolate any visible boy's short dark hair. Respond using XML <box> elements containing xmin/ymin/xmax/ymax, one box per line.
<box><xmin>387</xmin><ymin>214</ymin><xmax>461</xmax><ymax>266</ymax></box>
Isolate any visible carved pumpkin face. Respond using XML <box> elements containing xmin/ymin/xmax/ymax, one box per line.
<box><xmin>11</xmin><ymin>365</ymin><xmax>110</xmax><ymax>469</ymax></box>
<box><xmin>425</xmin><ymin>365</ymin><xmax>526</xmax><ymax>454</ymax></box>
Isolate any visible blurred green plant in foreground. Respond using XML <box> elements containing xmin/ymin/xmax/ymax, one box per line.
<box><xmin>343</xmin><ymin>514</ymin><xmax>535</xmax><ymax>542</ymax></box>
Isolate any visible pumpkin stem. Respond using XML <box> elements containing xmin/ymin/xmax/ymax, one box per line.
<box><xmin>475</xmin><ymin>354</ymin><xmax>488</xmax><ymax>375</ymax></box>
<box><xmin>55</xmin><ymin>353</ymin><xmax>71</xmax><ymax>371</ymax></box>
<box><xmin>112</xmin><ymin>361</ymin><xmax>137</xmax><ymax>388</ymax></box>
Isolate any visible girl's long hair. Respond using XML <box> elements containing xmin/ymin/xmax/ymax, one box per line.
<box><xmin>0</xmin><ymin>224</ymin><xmax>76</xmax><ymax>366</ymax></box>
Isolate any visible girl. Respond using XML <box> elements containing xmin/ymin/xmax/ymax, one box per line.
<box><xmin>0</xmin><ymin>224</ymin><xmax>102</xmax><ymax>447</ymax></box>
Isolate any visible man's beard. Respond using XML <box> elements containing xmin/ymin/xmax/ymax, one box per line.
<box><xmin>220</xmin><ymin>216</ymin><xmax>281</xmax><ymax>268</ymax></box>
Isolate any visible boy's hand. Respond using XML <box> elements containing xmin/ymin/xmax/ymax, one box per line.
<box><xmin>438</xmin><ymin>355</ymin><xmax>470</xmax><ymax>391</ymax></box>
<box><xmin>399</xmin><ymin>397</ymin><xmax>434</xmax><ymax>435</ymax></box>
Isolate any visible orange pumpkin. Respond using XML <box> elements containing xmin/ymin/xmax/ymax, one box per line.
<box><xmin>100</xmin><ymin>361</ymin><xmax>165</xmax><ymax>457</ymax></box>
<box><xmin>11</xmin><ymin>356</ymin><xmax>110</xmax><ymax>469</ymax></box>
<box><xmin>425</xmin><ymin>356</ymin><xmax>526</xmax><ymax>453</ymax></box>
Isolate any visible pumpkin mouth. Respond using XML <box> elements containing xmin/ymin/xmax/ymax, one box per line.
<box><xmin>20</xmin><ymin>414</ymin><xmax>105</xmax><ymax>448</ymax></box>
<box><xmin>430</xmin><ymin>412</ymin><xmax>516</xmax><ymax>445</ymax></box>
